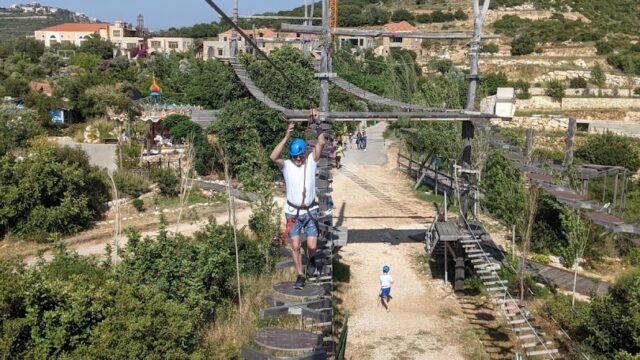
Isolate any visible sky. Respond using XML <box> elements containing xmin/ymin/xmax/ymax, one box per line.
<box><xmin>0</xmin><ymin>0</ymin><xmax>306</xmax><ymax>30</ymax></box>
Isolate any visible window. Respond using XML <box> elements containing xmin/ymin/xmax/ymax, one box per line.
<box><xmin>126</xmin><ymin>43</ymin><xmax>137</xmax><ymax>49</ymax></box>
<box><xmin>391</xmin><ymin>37</ymin><xmax>403</xmax><ymax>43</ymax></box>
<box><xmin>359</xmin><ymin>39</ymin><xmax>364</xmax><ymax>46</ymax></box>
<box><xmin>223</xmin><ymin>36</ymin><xmax>228</xmax><ymax>41</ymax></box>
<box><xmin>218</xmin><ymin>49</ymin><xmax>223</xmax><ymax>56</ymax></box>
<box><xmin>296</xmin><ymin>33</ymin><xmax>301</xmax><ymax>38</ymax></box>
<box><xmin>168</xmin><ymin>41</ymin><xmax>179</xmax><ymax>49</ymax></box>
<box><xmin>113</xmin><ymin>30</ymin><xmax>121</xmax><ymax>37</ymax></box>
<box><xmin>151</xmin><ymin>41</ymin><xmax>161</xmax><ymax>48</ymax></box>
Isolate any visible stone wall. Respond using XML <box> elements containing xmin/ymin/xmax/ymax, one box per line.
<box><xmin>491</xmin><ymin>116</ymin><xmax>640</xmax><ymax>138</ymax></box>
<box><xmin>533</xmin><ymin>70</ymin><xmax>640</xmax><ymax>88</ymax></box>
<box><xmin>529</xmin><ymin>88</ymin><xmax>637</xmax><ymax>97</ymax></box>
<box><xmin>516</xmin><ymin>96</ymin><xmax>640</xmax><ymax>111</ymax></box>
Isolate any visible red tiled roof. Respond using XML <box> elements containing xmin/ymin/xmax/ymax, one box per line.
<box><xmin>384</xmin><ymin>21</ymin><xmax>418</xmax><ymax>32</ymax></box>
<box><xmin>29</xmin><ymin>81</ymin><xmax>53</xmax><ymax>95</ymax></box>
<box><xmin>37</xmin><ymin>23</ymin><xmax>110</xmax><ymax>32</ymax></box>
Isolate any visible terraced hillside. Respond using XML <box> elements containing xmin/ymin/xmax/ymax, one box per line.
<box><xmin>0</xmin><ymin>4</ymin><xmax>96</xmax><ymax>40</ymax></box>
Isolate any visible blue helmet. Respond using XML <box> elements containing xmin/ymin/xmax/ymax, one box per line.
<box><xmin>382</xmin><ymin>265</ymin><xmax>390</xmax><ymax>273</ymax></box>
<box><xmin>289</xmin><ymin>138</ymin><xmax>306</xmax><ymax>156</ymax></box>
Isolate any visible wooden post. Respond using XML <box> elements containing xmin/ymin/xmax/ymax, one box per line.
<box><xmin>512</xmin><ymin>225</ymin><xmax>516</xmax><ymax>262</ymax></box>
<box><xmin>454</xmin><ymin>242</ymin><xmax>465</xmax><ymax>295</ymax></box>
<box><xmin>525</xmin><ymin>128</ymin><xmax>534</xmax><ymax>164</ymax></box>
<box><xmin>444</xmin><ymin>239</ymin><xmax>448</xmax><ymax>284</ymax></box>
<box><xmin>602</xmin><ymin>173</ymin><xmax>607</xmax><ymax>204</ymax></box>
<box><xmin>613</xmin><ymin>172</ymin><xmax>619</xmax><ymax>210</ymax></box>
<box><xmin>408</xmin><ymin>152</ymin><xmax>413</xmax><ymax>177</ymax></box>
<box><xmin>563</xmin><ymin>117</ymin><xmax>577</xmax><ymax>168</ymax></box>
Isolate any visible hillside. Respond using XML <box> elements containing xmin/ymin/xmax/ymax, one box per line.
<box><xmin>0</xmin><ymin>3</ymin><xmax>97</xmax><ymax>40</ymax></box>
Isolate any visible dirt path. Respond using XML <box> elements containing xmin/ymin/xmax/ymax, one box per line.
<box><xmin>333</xmin><ymin>123</ymin><xmax>479</xmax><ymax>360</ymax></box>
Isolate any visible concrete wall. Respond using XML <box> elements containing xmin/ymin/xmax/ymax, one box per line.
<box><xmin>529</xmin><ymin>87</ymin><xmax>637</xmax><ymax>97</ymax></box>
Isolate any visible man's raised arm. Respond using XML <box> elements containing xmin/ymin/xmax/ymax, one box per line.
<box><xmin>313</xmin><ymin>131</ymin><xmax>326</xmax><ymax>162</ymax></box>
<box><xmin>270</xmin><ymin>122</ymin><xmax>295</xmax><ymax>169</ymax></box>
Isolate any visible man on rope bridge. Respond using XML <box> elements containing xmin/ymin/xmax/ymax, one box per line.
<box><xmin>270</xmin><ymin>122</ymin><xmax>327</xmax><ymax>289</ymax></box>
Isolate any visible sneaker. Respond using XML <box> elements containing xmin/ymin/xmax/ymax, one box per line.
<box><xmin>294</xmin><ymin>275</ymin><xmax>306</xmax><ymax>289</ymax></box>
<box><xmin>306</xmin><ymin>263</ymin><xmax>316</xmax><ymax>278</ymax></box>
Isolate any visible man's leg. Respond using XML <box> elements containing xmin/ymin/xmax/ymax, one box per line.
<box><xmin>291</xmin><ymin>235</ymin><xmax>303</xmax><ymax>276</ymax></box>
<box><xmin>306</xmin><ymin>235</ymin><xmax>318</xmax><ymax>275</ymax></box>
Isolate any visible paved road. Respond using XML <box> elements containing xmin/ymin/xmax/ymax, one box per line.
<box><xmin>53</xmin><ymin>137</ymin><xmax>117</xmax><ymax>174</ymax></box>
<box><xmin>341</xmin><ymin>122</ymin><xmax>388</xmax><ymax>166</ymax></box>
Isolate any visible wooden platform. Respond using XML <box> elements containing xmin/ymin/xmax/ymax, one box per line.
<box><xmin>254</xmin><ymin>328</ymin><xmax>322</xmax><ymax>352</ymax></box>
<box><xmin>434</xmin><ymin>222</ymin><xmax>474</xmax><ymax>241</ymax></box>
<box><xmin>274</xmin><ymin>282</ymin><xmax>327</xmax><ymax>299</ymax></box>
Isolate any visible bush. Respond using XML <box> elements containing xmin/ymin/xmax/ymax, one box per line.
<box><xmin>625</xmin><ymin>248</ymin><xmax>640</xmax><ymax>266</ymax></box>
<box><xmin>544</xmin><ymin>79</ymin><xmax>566</xmax><ymax>101</ymax></box>
<box><xmin>590</xmin><ymin>64</ymin><xmax>607</xmax><ymax>88</ymax></box>
<box><xmin>530</xmin><ymin>253</ymin><xmax>551</xmax><ymax>265</ymax></box>
<box><xmin>113</xmin><ymin>170</ymin><xmax>150</xmax><ymax>198</ymax></box>
<box><xmin>391</xmin><ymin>9</ymin><xmax>414</xmax><ymax>22</ymax></box>
<box><xmin>481</xmin><ymin>43</ymin><xmax>500</xmax><ymax>54</ymax></box>
<box><xmin>0</xmin><ymin>142</ymin><xmax>110</xmax><ymax>241</ymax></box>
<box><xmin>151</xmin><ymin>168</ymin><xmax>180</xmax><ymax>197</ymax></box>
<box><xmin>511</xmin><ymin>35</ymin><xmax>536</xmax><ymax>56</ymax></box>
<box><xmin>132</xmin><ymin>198</ymin><xmax>145</xmax><ymax>212</ymax></box>
<box><xmin>481</xmin><ymin>151</ymin><xmax>526</xmax><ymax>226</ymax></box>
<box><xmin>115</xmin><ymin>142</ymin><xmax>142</xmax><ymax>170</ymax></box>
<box><xmin>569</xmin><ymin>77</ymin><xmax>588</xmax><ymax>88</ymax></box>
<box><xmin>575</xmin><ymin>132</ymin><xmax>640</xmax><ymax>171</ymax></box>
<box><xmin>634</xmin><ymin>87</ymin><xmax>640</xmax><ymax>96</ymax></box>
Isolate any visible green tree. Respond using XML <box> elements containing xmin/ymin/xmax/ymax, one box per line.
<box><xmin>150</xmin><ymin>168</ymin><xmax>180</xmax><ymax>197</ymax></box>
<box><xmin>78</xmin><ymin>34</ymin><xmax>114</xmax><ymax>59</ymax></box>
<box><xmin>481</xmin><ymin>43</ymin><xmax>500</xmax><ymax>54</ymax></box>
<box><xmin>544</xmin><ymin>79</ymin><xmax>566</xmax><ymax>101</ymax></box>
<box><xmin>391</xmin><ymin>9</ymin><xmax>414</xmax><ymax>22</ymax></box>
<box><xmin>575</xmin><ymin>132</ymin><xmax>640</xmax><ymax>171</ymax></box>
<box><xmin>210</xmin><ymin>98</ymin><xmax>284</xmax><ymax>191</ymax></box>
<box><xmin>590</xmin><ymin>64</ymin><xmax>607</xmax><ymax>88</ymax></box>
<box><xmin>569</xmin><ymin>77</ymin><xmax>588</xmax><ymax>88</ymax></box>
<box><xmin>481</xmin><ymin>150</ymin><xmax>526</xmax><ymax>226</ymax></box>
<box><xmin>3</xmin><ymin>75</ymin><xmax>30</xmax><ymax>98</ymax></box>
<box><xmin>0</xmin><ymin>106</ymin><xmax>45</xmax><ymax>156</ymax></box>
<box><xmin>68</xmin><ymin>52</ymin><xmax>102</xmax><ymax>71</ymax></box>
<box><xmin>511</xmin><ymin>35</ymin><xmax>536</xmax><ymax>56</ymax></box>
<box><xmin>0</xmin><ymin>141</ymin><xmax>110</xmax><ymax>241</ymax></box>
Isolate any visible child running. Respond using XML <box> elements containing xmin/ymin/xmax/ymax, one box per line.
<box><xmin>379</xmin><ymin>264</ymin><xmax>394</xmax><ymax>312</ymax></box>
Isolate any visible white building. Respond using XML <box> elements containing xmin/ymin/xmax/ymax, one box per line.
<box><xmin>34</xmin><ymin>23</ymin><xmax>110</xmax><ymax>47</ymax></box>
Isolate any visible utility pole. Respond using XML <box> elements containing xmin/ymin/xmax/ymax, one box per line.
<box><xmin>319</xmin><ymin>0</ymin><xmax>331</xmax><ymax>116</ymax></box>
<box><xmin>230</xmin><ymin>0</ymin><xmax>238</xmax><ymax>58</ymax></box>
<box><xmin>461</xmin><ymin>0</ymin><xmax>490</xmax><ymax>222</ymax></box>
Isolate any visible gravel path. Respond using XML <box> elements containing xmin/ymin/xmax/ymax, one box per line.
<box><xmin>333</xmin><ymin>122</ymin><xmax>473</xmax><ymax>359</ymax></box>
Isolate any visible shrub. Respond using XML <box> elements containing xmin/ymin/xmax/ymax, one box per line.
<box><xmin>151</xmin><ymin>168</ymin><xmax>180</xmax><ymax>197</ymax></box>
<box><xmin>590</xmin><ymin>64</ymin><xmax>607</xmax><ymax>88</ymax></box>
<box><xmin>480</xmin><ymin>151</ymin><xmax>526</xmax><ymax>226</ymax></box>
<box><xmin>530</xmin><ymin>253</ymin><xmax>551</xmax><ymax>265</ymax></box>
<box><xmin>575</xmin><ymin>132</ymin><xmax>640</xmax><ymax>171</ymax></box>
<box><xmin>113</xmin><ymin>170</ymin><xmax>150</xmax><ymax>198</ymax></box>
<box><xmin>481</xmin><ymin>43</ymin><xmax>500</xmax><ymax>54</ymax></box>
<box><xmin>391</xmin><ymin>9</ymin><xmax>414</xmax><ymax>22</ymax></box>
<box><xmin>511</xmin><ymin>35</ymin><xmax>536</xmax><ymax>56</ymax></box>
<box><xmin>131</xmin><ymin>198</ymin><xmax>145</xmax><ymax>212</ymax></box>
<box><xmin>115</xmin><ymin>142</ymin><xmax>142</xmax><ymax>170</ymax></box>
<box><xmin>544</xmin><ymin>79</ymin><xmax>566</xmax><ymax>101</ymax></box>
<box><xmin>0</xmin><ymin>143</ymin><xmax>110</xmax><ymax>240</ymax></box>
<box><xmin>569</xmin><ymin>77</ymin><xmax>588</xmax><ymax>88</ymax></box>
<box><xmin>625</xmin><ymin>248</ymin><xmax>640</xmax><ymax>266</ymax></box>
<box><xmin>634</xmin><ymin>87</ymin><xmax>640</xmax><ymax>96</ymax></box>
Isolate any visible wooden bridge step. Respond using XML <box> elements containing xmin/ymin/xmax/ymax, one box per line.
<box><xmin>486</xmin><ymin>286</ymin><xmax>507</xmax><ymax>292</ymax></box>
<box><xmin>480</xmin><ymin>275</ymin><xmax>499</xmax><ymax>280</ymax></box>
<box><xmin>467</xmin><ymin>253</ymin><xmax>486</xmax><ymax>258</ymax></box>
<box><xmin>526</xmin><ymin>349</ymin><xmax>559</xmax><ymax>356</ymax></box>
<box><xmin>273</xmin><ymin>282</ymin><xmax>327</xmax><ymax>299</ymax></box>
<box><xmin>483</xmin><ymin>280</ymin><xmax>507</xmax><ymax>286</ymax></box>
<box><xmin>522</xmin><ymin>341</ymin><xmax>553</xmax><ymax>348</ymax></box>
<box><xmin>513</xmin><ymin>326</ymin><xmax>536</xmax><ymax>332</ymax></box>
<box><xmin>508</xmin><ymin>318</ymin><xmax>527</xmax><ymax>325</ymax></box>
<box><xmin>254</xmin><ymin>328</ymin><xmax>322</xmax><ymax>352</ymax></box>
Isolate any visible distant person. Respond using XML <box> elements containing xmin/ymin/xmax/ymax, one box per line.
<box><xmin>347</xmin><ymin>132</ymin><xmax>354</xmax><ymax>149</ymax></box>
<box><xmin>335</xmin><ymin>141</ymin><xmax>344</xmax><ymax>169</ymax></box>
<box><xmin>379</xmin><ymin>265</ymin><xmax>394</xmax><ymax>312</ymax></box>
<box><xmin>356</xmin><ymin>131</ymin><xmax>362</xmax><ymax>150</ymax></box>
<box><xmin>328</xmin><ymin>141</ymin><xmax>336</xmax><ymax>167</ymax></box>
<box><xmin>362</xmin><ymin>131</ymin><xmax>367</xmax><ymax>151</ymax></box>
<box><xmin>270</xmin><ymin>123</ymin><xmax>326</xmax><ymax>290</ymax></box>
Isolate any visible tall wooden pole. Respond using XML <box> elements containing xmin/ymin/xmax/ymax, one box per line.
<box><xmin>461</xmin><ymin>0</ymin><xmax>490</xmax><ymax>222</ymax></box>
<box><xmin>230</xmin><ymin>0</ymin><xmax>238</xmax><ymax>58</ymax></box>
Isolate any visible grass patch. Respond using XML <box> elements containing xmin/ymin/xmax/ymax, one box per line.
<box><xmin>154</xmin><ymin>191</ymin><xmax>221</xmax><ymax>208</ymax></box>
<box><xmin>460</xmin><ymin>327</ymin><xmax>491</xmax><ymax>360</ymax></box>
<box><xmin>438</xmin><ymin>306</ymin><xmax>458</xmax><ymax>319</ymax></box>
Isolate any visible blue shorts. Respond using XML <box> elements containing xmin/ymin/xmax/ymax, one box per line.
<box><xmin>380</xmin><ymin>287</ymin><xmax>391</xmax><ymax>298</ymax></box>
<box><xmin>286</xmin><ymin>209</ymin><xmax>319</xmax><ymax>238</ymax></box>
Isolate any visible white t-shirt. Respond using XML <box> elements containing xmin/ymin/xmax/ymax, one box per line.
<box><xmin>380</xmin><ymin>274</ymin><xmax>393</xmax><ymax>289</ymax></box>
<box><xmin>282</xmin><ymin>155</ymin><xmax>318</xmax><ymax>215</ymax></box>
